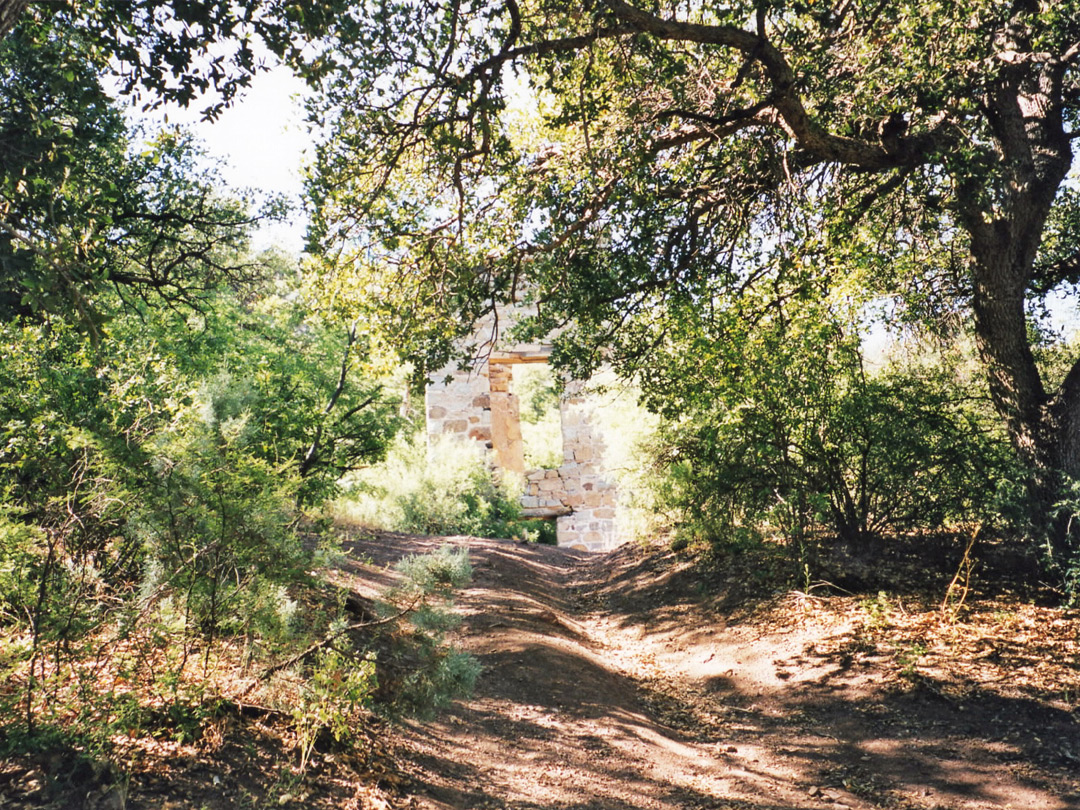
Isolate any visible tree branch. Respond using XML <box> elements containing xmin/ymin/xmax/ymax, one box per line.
<box><xmin>601</xmin><ymin>0</ymin><xmax>943</xmax><ymax>169</ymax></box>
<box><xmin>299</xmin><ymin>322</ymin><xmax>358</xmax><ymax>479</ymax></box>
<box><xmin>239</xmin><ymin>592</ymin><xmax>423</xmax><ymax>697</ymax></box>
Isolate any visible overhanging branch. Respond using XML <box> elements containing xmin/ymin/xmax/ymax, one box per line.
<box><xmin>601</xmin><ymin>0</ymin><xmax>943</xmax><ymax>169</ymax></box>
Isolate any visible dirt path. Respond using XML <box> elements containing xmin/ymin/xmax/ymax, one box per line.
<box><xmin>345</xmin><ymin>534</ymin><xmax>1080</xmax><ymax>810</ymax></box>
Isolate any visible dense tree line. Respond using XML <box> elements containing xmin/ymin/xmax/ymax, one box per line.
<box><xmin>0</xmin><ymin>8</ymin><xmax>479</xmax><ymax>779</ymax></box>
<box><xmin>2</xmin><ymin>3</ymin><xmax>1080</xmax><ymax>715</ymax></box>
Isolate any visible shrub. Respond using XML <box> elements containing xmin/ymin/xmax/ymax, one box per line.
<box><xmin>374</xmin><ymin>545</ymin><xmax>481</xmax><ymax>718</ymax></box>
<box><xmin>641</xmin><ymin>301</ymin><xmax>1016</xmax><ymax>554</ymax></box>
<box><xmin>292</xmin><ymin>649</ymin><xmax>377</xmax><ymax>772</ymax></box>
<box><xmin>133</xmin><ymin>373</ymin><xmax>311</xmax><ymax>644</ymax></box>
<box><xmin>338</xmin><ymin>431</ymin><xmax>523</xmax><ymax>538</ymax></box>
<box><xmin>0</xmin><ymin>280</ymin><xmax>402</xmax><ymax>741</ymax></box>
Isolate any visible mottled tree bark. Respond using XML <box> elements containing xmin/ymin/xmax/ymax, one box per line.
<box><xmin>959</xmin><ymin>25</ymin><xmax>1078</xmax><ymax>555</ymax></box>
<box><xmin>0</xmin><ymin>0</ymin><xmax>27</xmax><ymax>38</ymax></box>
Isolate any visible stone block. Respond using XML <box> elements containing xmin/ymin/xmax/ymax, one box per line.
<box><xmin>489</xmin><ymin>366</ymin><xmax>512</xmax><ymax>393</ymax></box>
<box><xmin>594</xmin><ymin>507</ymin><xmax>616</xmax><ymax>519</ymax></box>
<box><xmin>443</xmin><ymin>419</ymin><xmax>469</xmax><ymax>433</ymax></box>
<box><xmin>427</xmin><ymin>405</ymin><xmax>448</xmax><ymax>419</ymax></box>
<box><xmin>472</xmin><ymin>395</ymin><xmax>491</xmax><ymax>409</ymax></box>
<box><xmin>468</xmin><ymin>427</ymin><xmax>492</xmax><ymax>442</ymax></box>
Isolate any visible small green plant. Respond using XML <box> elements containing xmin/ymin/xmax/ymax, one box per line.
<box><xmin>292</xmin><ymin>649</ymin><xmax>376</xmax><ymax>772</ymax></box>
<box><xmin>393</xmin><ymin>544</ymin><xmax>473</xmax><ymax>595</ymax></box>
<box><xmin>896</xmin><ymin>641</ymin><xmax>929</xmax><ymax>678</ymax></box>
<box><xmin>861</xmin><ymin>591</ymin><xmax>892</xmax><ymax>633</ymax></box>
<box><xmin>514</xmin><ymin>519</ymin><xmax>558</xmax><ymax>545</ymax></box>
<box><xmin>373</xmin><ymin>545</ymin><xmax>481</xmax><ymax>718</ymax></box>
<box><xmin>669</xmin><ymin>535</ymin><xmax>691</xmax><ymax>553</ymax></box>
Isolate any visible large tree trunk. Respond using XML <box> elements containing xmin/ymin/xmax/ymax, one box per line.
<box><xmin>0</xmin><ymin>0</ymin><xmax>27</xmax><ymax>39</ymax></box>
<box><xmin>967</xmin><ymin>206</ymin><xmax>1080</xmax><ymax>563</ymax></box>
<box><xmin>970</xmin><ymin>229</ymin><xmax>1080</xmax><ymax>564</ymax></box>
<box><xmin>970</xmin><ymin>238</ymin><xmax>1064</xmax><ymax>552</ymax></box>
<box><xmin>960</xmin><ymin>35</ymin><xmax>1077</xmax><ymax>561</ymax></box>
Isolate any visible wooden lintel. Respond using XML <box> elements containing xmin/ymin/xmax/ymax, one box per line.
<box><xmin>489</xmin><ymin>350</ymin><xmax>552</xmax><ymax>365</ymax></box>
<box><xmin>520</xmin><ymin>506</ymin><xmax>572</xmax><ymax>518</ymax></box>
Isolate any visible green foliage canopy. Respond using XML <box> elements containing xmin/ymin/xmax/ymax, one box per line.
<box><xmin>304</xmin><ymin>0</ymin><xmax>1080</xmax><ymax>557</ymax></box>
<box><xmin>0</xmin><ymin>18</ymin><xmax>264</xmax><ymax>330</ymax></box>
<box><xmin>643</xmin><ymin>286</ymin><xmax>1016</xmax><ymax>548</ymax></box>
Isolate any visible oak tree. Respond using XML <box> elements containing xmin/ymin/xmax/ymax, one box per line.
<box><xmin>307</xmin><ymin>0</ymin><xmax>1080</xmax><ymax>560</ymax></box>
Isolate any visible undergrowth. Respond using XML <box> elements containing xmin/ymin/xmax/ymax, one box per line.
<box><xmin>0</xmin><ymin>543</ymin><xmax>479</xmax><ymax>806</ymax></box>
<box><xmin>335</xmin><ymin>431</ymin><xmax>530</xmax><ymax>539</ymax></box>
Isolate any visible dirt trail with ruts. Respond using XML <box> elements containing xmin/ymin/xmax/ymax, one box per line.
<box><xmin>343</xmin><ymin>533</ymin><xmax>1079</xmax><ymax>810</ymax></box>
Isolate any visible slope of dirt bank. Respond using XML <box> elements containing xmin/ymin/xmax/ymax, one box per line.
<box><xmin>342</xmin><ymin>533</ymin><xmax>1080</xmax><ymax>810</ymax></box>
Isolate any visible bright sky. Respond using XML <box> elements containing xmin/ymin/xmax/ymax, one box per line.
<box><xmin>137</xmin><ymin>64</ymin><xmax>311</xmax><ymax>254</ymax></box>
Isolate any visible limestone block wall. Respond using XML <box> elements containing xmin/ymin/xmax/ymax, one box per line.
<box><xmin>516</xmin><ymin>383</ymin><xmax>619</xmax><ymax>552</ymax></box>
<box><xmin>425</xmin><ymin>324</ymin><xmax>622</xmax><ymax>552</ymax></box>
<box><xmin>552</xmin><ymin>389</ymin><xmax>618</xmax><ymax>552</ymax></box>
<box><xmin>521</xmin><ymin>469</ymin><xmax>567</xmax><ymax>514</ymax></box>
<box><xmin>425</xmin><ymin>364</ymin><xmax>492</xmax><ymax>454</ymax></box>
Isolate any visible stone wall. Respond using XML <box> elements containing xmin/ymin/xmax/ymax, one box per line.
<box><xmin>425</xmin><ymin>364</ymin><xmax>492</xmax><ymax>452</ymax></box>
<box><xmin>521</xmin><ymin>385</ymin><xmax>618</xmax><ymax>551</ymax></box>
<box><xmin>426</xmin><ymin>344</ymin><xmax>621</xmax><ymax>552</ymax></box>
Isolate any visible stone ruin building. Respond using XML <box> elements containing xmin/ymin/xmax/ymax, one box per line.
<box><xmin>424</xmin><ymin>327</ymin><xmax>622</xmax><ymax>552</ymax></box>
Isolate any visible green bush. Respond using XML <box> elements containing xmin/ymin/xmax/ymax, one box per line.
<box><xmin>374</xmin><ymin>545</ymin><xmax>481</xmax><ymax>718</ymax></box>
<box><xmin>0</xmin><ymin>278</ymin><xmax>402</xmax><ymax>739</ymax></box>
<box><xmin>393</xmin><ymin>543</ymin><xmax>474</xmax><ymax>595</ymax></box>
<box><xmin>338</xmin><ymin>431</ymin><xmax>523</xmax><ymax>537</ymax></box>
<box><xmin>642</xmin><ymin>300</ymin><xmax>1016</xmax><ymax>553</ymax></box>
<box><xmin>292</xmin><ymin>648</ymin><xmax>377</xmax><ymax>772</ymax></box>
<box><xmin>134</xmin><ymin>373</ymin><xmax>311</xmax><ymax>642</ymax></box>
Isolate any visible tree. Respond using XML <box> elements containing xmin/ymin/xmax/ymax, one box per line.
<box><xmin>306</xmin><ymin>1</ymin><xmax>1080</xmax><ymax>560</ymax></box>
<box><xmin>640</xmin><ymin>287</ymin><xmax>1015</xmax><ymax>550</ymax></box>
<box><xmin>0</xmin><ymin>0</ymin><xmax>351</xmax><ymax>114</ymax></box>
<box><xmin>0</xmin><ymin>0</ymin><xmax>25</xmax><ymax>39</ymax></box>
<box><xmin>0</xmin><ymin>17</ymin><xmax>269</xmax><ymax>330</ymax></box>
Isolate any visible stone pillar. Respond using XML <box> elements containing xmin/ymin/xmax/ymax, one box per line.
<box><xmin>551</xmin><ymin>383</ymin><xmax>618</xmax><ymax>551</ymax></box>
<box><xmin>488</xmin><ymin>363</ymin><xmax>525</xmax><ymax>475</ymax></box>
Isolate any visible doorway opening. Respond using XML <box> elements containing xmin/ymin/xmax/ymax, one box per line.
<box><xmin>512</xmin><ymin>363</ymin><xmax>564</xmax><ymax>471</ymax></box>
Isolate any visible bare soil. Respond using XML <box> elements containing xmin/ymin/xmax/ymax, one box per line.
<box><xmin>3</xmin><ymin>531</ymin><xmax>1078</xmax><ymax>810</ymax></box>
<box><xmin>351</xmin><ymin>533</ymin><xmax>1080</xmax><ymax>810</ymax></box>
